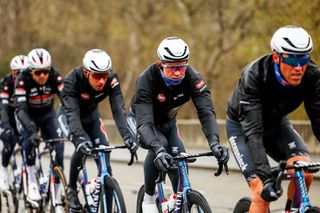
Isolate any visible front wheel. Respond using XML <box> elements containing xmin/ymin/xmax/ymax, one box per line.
<box><xmin>136</xmin><ymin>185</ymin><xmax>145</xmax><ymax>213</ymax></box>
<box><xmin>233</xmin><ymin>197</ymin><xmax>251</xmax><ymax>213</ymax></box>
<box><xmin>136</xmin><ymin>184</ymin><xmax>161</xmax><ymax>213</ymax></box>
<box><xmin>100</xmin><ymin>176</ymin><xmax>126</xmax><ymax>213</ymax></box>
<box><xmin>48</xmin><ymin>165</ymin><xmax>69</xmax><ymax>213</ymax></box>
<box><xmin>182</xmin><ymin>190</ymin><xmax>212</xmax><ymax>213</ymax></box>
<box><xmin>305</xmin><ymin>207</ymin><xmax>320</xmax><ymax>213</ymax></box>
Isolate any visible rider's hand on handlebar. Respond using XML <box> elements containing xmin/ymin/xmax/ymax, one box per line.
<box><xmin>1</xmin><ymin>128</ymin><xmax>17</xmax><ymax>143</ymax></box>
<box><xmin>76</xmin><ymin>137</ymin><xmax>93</xmax><ymax>155</ymax></box>
<box><xmin>124</xmin><ymin>137</ymin><xmax>138</xmax><ymax>154</ymax></box>
<box><xmin>154</xmin><ymin>151</ymin><xmax>173</xmax><ymax>172</ymax></box>
<box><xmin>261</xmin><ymin>179</ymin><xmax>283</xmax><ymax>202</ymax></box>
<box><xmin>210</xmin><ymin>143</ymin><xmax>229</xmax><ymax>164</ymax></box>
<box><xmin>28</xmin><ymin>132</ymin><xmax>41</xmax><ymax>147</ymax></box>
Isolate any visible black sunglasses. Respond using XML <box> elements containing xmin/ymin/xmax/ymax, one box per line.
<box><xmin>33</xmin><ymin>69</ymin><xmax>50</xmax><ymax>76</ymax></box>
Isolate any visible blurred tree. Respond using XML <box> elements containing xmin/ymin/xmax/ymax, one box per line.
<box><xmin>0</xmin><ymin>0</ymin><xmax>319</xmax><ymax>119</ymax></box>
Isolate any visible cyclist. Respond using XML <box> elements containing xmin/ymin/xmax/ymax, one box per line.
<box><xmin>126</xmin><ymin>36</ymin><xmax>229</xmax><ymax>212</ymax></box>
<box><xmin>14</xmin><ymin>48</ymin><xmax>65</xmax><ymax>202</ymax></box>
<box><xmin>57</xmin><ymin>48</ymin><xmax>137</xmax><ymax>211</ymax></box>
<box><xmin>226</xmin><ymin>25</ymin><xmax>320</xmax><ymax>213</ymax></box>
<box><xmin>0</xmin><ymin>55</ymin><xmax>28</xmax><ymax>190</ymax></box>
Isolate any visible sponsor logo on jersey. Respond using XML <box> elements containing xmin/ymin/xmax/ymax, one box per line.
<box><xmin>29</xmin><ymin>94</ymin><xmax>53</xmax><ymax>106</ymax></box>
<box><xmin>4</xmin><ymin>86</ymin><xmax>8</xmax><ymax>91</ymax></box>
<box><xmin>0</xmin><ymin>92</ymin><xmax>9</xmax><ymax>98</ymax></box>
<box><xmin>110</xmin><ymin>78</ymin><xmax>119</xmax><ymax>88</ymax></box>
<box><xmin>15</xmin><ymin>88</ymin><xmax>26</xmax><ymax>95</ymax></box>
<box><xmin>17</xmin><ymin>97</ymin><xmax>26</xmax><ymax>102</ymax></box>
<box><xmin>288</xmin><ymin>141</ymin><xmax>297</xmax><ymax>150</ymax></box>
<box><xmin>229</xmin><ymin>136</ymin><xmax>248</xmax><ymax>172</ymax></box>
<box><xmin>95</xmin><ymin>93</ymin><xmax>104</xmax><ymax>98</ymax></box>
<box><xmin>196</xmin><ymin>80</ymin><xmax>204</xmax><ymax>89</ymax></box>
<box><xmin>100</xmin><ymin>118</ymin><xmax>109</xmax><ymax>141</ymax></box>
<box><xmin>157</xmin><ymin>93</ymin><xmax>166</xmax><ymax>102</ymax></box>
<box><xmin>173</xmin><ymin>93</ymin><xmax>184</xmax><ymax>100</ymax></box>
<box><xmin>57</xmin><ymin>83</ymin><xmax>64</xmax><ymax>91</ymax></box>
<box><xmin>81</xmin><ymin>93</ymin><xmax>90</xmax><ymax>99</ymax></box>
<box><xmin>18</xmin><ymin>80</ymin><xmax>24</xmax><ymax>86</ymax></box>
<box><xmin>57</xmin><ymin>76</ymin><xmax>63</xmax><ymax>81</ymax></box>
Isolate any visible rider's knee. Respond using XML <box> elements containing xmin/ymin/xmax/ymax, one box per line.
<box><xmin>248</xmin><ymin>176</ymin><xmax>269</xmax><ymax>213</ymax></box>
<box><xmin>287</xmin><ymin>155</ymin><xmax>313</xmax><ymax>181</ymax></box>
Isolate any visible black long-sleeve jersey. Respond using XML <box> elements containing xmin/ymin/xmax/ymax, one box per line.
<box><xmin>227</xmin><ymin>54</ymin><xmax>320</xmax><ymax>172</ymax></box>
<box><xmin>130</xmin><ymin>62</ymin><xmax>219</xmax><ymax>152</ymax></box>
<box><xmin>14</xmin><ymin>67</ymin><xmax>64</xmax><ymax>134</ymax></box>
<box><xmin>60</xmin><ymin>66</ymin><xmax>130</xmax><ymax>143</ymax></box>
<box><xmin>0</xmin><ymin>74</ymin><xmax>16</xmax><ymax>129</ymax></box>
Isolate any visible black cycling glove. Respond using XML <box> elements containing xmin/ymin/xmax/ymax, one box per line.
<box><xmin>76</xmin><ymin>137</ymin><xmax>93</xmax><ymax>155</ymax></box>
<box><xmin>154</xmin><ymin>151</ymin><xmax>173</xmax><ymax>172</ymax></box>
<box><xmin>28</xmin><ymin>132</ymin><xmax>41</xmax><ymax>147</ymax></box>
<box><xmin>124</xmin><ymin>138</ymin><xmax>138</xmax><ymax>154</ymax></box>
<box><xmin>261</xmin><ymin>179</ymin><xmax>283</xmax><ymax>202</ymax></box>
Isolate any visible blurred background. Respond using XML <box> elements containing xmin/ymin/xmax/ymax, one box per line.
<box><xmin>0</xmin><ymin>0</ymin><xmax>319</xmax><ymax>120</ymax></box>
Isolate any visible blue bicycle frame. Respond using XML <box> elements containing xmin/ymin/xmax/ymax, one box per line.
<box><xmin>155</xmin><ymin>151</ymin><xmax>226</xmax><ymax>213</ymax></box>
<box><xmin>277</xmin><ymin>161</ymin><xmax>320</xmax><ymax>212</ymax></box>
<box><xmin>81</xmin><ymin>151</ymin><xmax>109</xmax><ymax>212</ymax></box>
<box><xmin>156</xmin><ymin>160</ymin><xmax>192</xmax><ymax>213</ymax></box>
<box><xmin>291</xmin><ymin>167</ymin><xmax>312</xmax><ymax>212</ymax></box>
<box><xmin>80</xmin><ymin>144</ymin><xmax>134</xmax><ymax>213</ymax></box>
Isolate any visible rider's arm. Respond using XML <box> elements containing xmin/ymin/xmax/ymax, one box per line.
<box><xmin>50</xmin><ymin>67</ymin><xmax>64</xmax><ymax>99</ymax></box>
<box><xmin>304</xmin><ymin>67</ymin><xmax>320</xmax><ymax>142</ymax></box>
<box><xmin>0</xmin><ymin>77</ymin><xmax>12</xmax><ymax>130</ymax></box>
<box><xmin>14</xmin><ymin>71</ymin><xmax>37</xmax><ymax>134</ymax></box>
<box><xmin>60</xmin><ymin>70</ymin><xmax>85</xmax><ymax>144</ymax></box>
<box><xmin>108</xmin><ymin>73</ymin><xmax>131</xmax><ymax>140</ymax></box>
<box><xmin>135</xmin><ymin>74</ymin><xmax>165</xmax><ymax>154</ymax></box>
<box><xmin>238</xmin><ymin>68</ymin><xmax>271</xmax><ymax>182</ymax></box>
<box><xmin>189</xmin><ymin>69</ymin><xmax>220</xmax><ymax>145</ymax></box>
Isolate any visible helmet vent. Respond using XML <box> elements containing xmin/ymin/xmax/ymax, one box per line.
<box><xmin>283</xmin><ymin>37</ymin><xmax>310</xmax><ymax>49</ymax></box>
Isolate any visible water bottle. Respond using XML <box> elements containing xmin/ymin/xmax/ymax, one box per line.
<box><xmin>89</xmin><ymin>177</ymin><xmax>97</xmax><ymax>195</ymax></box>
<box><xmin>86</xmin><ymin>180</ymin><xmax>95</xmax><ymax>206</ymax></box>
<box><xmin>13</xmin><ymin>167</ymin><xmax>22</xmax><ymax>190</ymax></box>
<box><xmin>161</xmin><ymin>198</ymin><xmax>169</xmax><ymax>213</ymax></box>
<box><xmin>39</xmin><ymin>174</ymin><xmax>48</xmax><ymax>197</ymax></box>
<box><xmin>168</xmin><ymin>194</ymin><xmax>177</xmax><ymax>212</ymax></box>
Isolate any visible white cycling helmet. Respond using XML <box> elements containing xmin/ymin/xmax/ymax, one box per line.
<box><xmin>157</xmin><ymin>37</ymin><xmax>189</xmax><ymax>62</ymax></box>
<box><xmin>10</xmin><ymin>55</ymin><xmax>29</xmax><ymax>70</ymax></box>
<box><xmin>28</xmin><ymin>48</ymin><xmax>52</xmax><ymax>69</ymax></box>
<box><xmin>83</xmin><ymin>49</ymin><xmax>112</xmax><ymax>73</ymax></box>
<box><xmin>270</xmin><ymin>25</ymin><xmax>313</xmax><ymax>55</ymax></box>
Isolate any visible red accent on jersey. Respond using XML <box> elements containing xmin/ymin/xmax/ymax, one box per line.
<box><xmin>157</xmin><ymin>93</ymin><xmax>166</xmax><ymax>102</ymax></box>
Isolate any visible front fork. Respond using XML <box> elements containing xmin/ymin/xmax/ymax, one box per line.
<box><xmin>176</xmin><ymin>161</ymin><xmax>191</xmax><ymax>213</ymax></box>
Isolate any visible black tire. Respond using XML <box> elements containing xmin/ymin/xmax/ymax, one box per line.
<box><xmin>6</xmin><ymin>148</ymin><xmax>22</xmax><ymax>213</ymax></box>
<box><xmin>136</xmin><ymin>184</ymin><xmax>162</xmax><ymax>213</ymax></box>
<box><xmin>306</xmin><ymin>207</ymin><xmax>320</xmax><ymax>213</ymax></box>
<box><xmin>136</xmin><ymin>185</ymin><xmax>144</xmax><ymax>213</ymax></box>
<box><xmin>233</xmin><ymin>197</ymin><xmax>251</xmax><ymax>213</ymax></box>
<box><xmin>48</xmin><ymin>165</ymin><xmax>69</xmax><ymax>213</ymax></box>
<box><xmin>100</xmin><ymin>176</ymin><xmax>126</xmax><ymax>213</ymax></box>
<box><xmin>181</xmin><ymin>190</ymin><xmax>212</xmax><ymax>213</ymax></box>
<box><xmin>1</xmin><ymin>190</ymin><xmax>19</xmax><ymax>213</ymax></box>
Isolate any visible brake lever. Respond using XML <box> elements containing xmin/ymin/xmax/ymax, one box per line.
<box><xmin>128</xmin><ymin>152</ymin><xmax>138</xmax><ymax>166</ymax></box>
<box><xmin>214</xmin><ymin>162</ymin><xmax>223</xmax><ymax>176</ymax></box>
<box><xmin>214</xmin><ymin>162</ymin><xmax>229</xmax><ymax>176</ymax></box>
